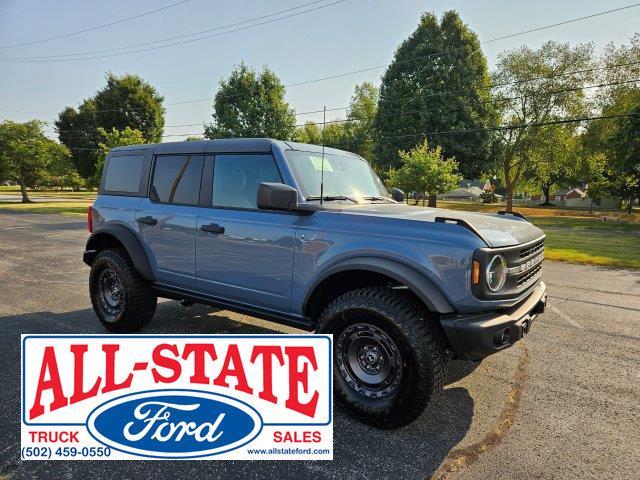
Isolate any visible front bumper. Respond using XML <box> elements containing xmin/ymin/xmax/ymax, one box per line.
<box><xmin>440</xmin><ymin>281</ymin><xmax>547</xmax><ymax>361</ymax></box>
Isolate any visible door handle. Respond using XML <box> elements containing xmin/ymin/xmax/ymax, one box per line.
<box><xmin>136</xmin><ymin>216</ymin><xmax>158</xmax><ymax>226</ymax></box>
<box><xmin>201</xmin><ymin>223</ymin><xmax>225</xmax><ymax>234</ymax></box>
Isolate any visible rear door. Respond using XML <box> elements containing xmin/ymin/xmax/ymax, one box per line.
<box><xmin>195</xmin><ymin>153</ymin><xmax>296</xmax><ymax>312</ymax></box>
<box><xmin>136</xmin><ymin>154</ymin><xmax>204</xmax><ymax>289</ymax></box>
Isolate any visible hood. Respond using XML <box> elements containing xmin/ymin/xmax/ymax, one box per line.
<box><xmin>334</xmin><ymin>203</ymin><xmax>545</xmax><ymax>247</ymax></box>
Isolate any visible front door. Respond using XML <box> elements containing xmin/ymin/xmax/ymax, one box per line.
<box><xmin>136</xmin><ymin>154</ymin><xmax>204</xmax><ymax>289</ymax></box>
<box><xmin>196</xmin><ymin>153</ymin><xmax>296</xmax><ymax>312</ymax></box>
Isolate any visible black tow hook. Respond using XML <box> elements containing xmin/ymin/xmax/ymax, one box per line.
<box><xmin>532</xmin><ymin>296</ymin><xmax>547</xmax><ymax>315</ymax></box>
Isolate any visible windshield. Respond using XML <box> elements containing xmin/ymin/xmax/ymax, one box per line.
<box><xmin>285</xmin><ymin>150</ymin><xmax>388</xmax><ymax>201</ymax></box>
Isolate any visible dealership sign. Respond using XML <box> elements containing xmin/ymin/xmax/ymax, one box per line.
<box><xmin>21</xmin><ymin>335</ymin><xmax>333</xmax><ymax>460</ymax></box>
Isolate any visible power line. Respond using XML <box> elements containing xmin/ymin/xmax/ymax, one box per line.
<box><xmin>0</xmin><ymin>0</ymin><xmax>347</xmax><ymax>62</ymax></box>
<box><xmin>325</xmin><ymin>112</ymin><xmax>640</xmax><ymax>147</ymax></box>
<box><xmin>2</xmin><ymin>0</ymin><xmax>330</xmax><ymax>60</ymax></box>
<box><xmin>37</xmin><ymin>75</ymin><xmax>640</xmax><ymax>147</ymax></box>
<box><xmin>20</xmin><ymin>58</ymin><xmax>640</xmax><ymax>122</ymax></box>
<box><xmin>159</xmin><ymin>2</ymin><xmax>640</xmax><ymax>104</ymax></box>
<box><xmin>59</xmin><ymin>112</ymin><xmax>640</xmax><ymax>153</ymax></box>
<box><xmin>40</xmin><ymin>77</ymin><xmax>640</xmax><ymax>139</ymax></box>
<box><xmin>0</xmin><ymin>0</ymin><xmax>192</xmax><ymax>49</ymax></box>
<box><xmin>8</xmin><ymin>4</ymin><xmax>640</xmax><ymax>120</ymax></box>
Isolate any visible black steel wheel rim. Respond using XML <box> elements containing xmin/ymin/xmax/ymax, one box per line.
<box><xmin>98</xmin><ymin>268</ymin><xmax>124</xmax><ymax>316</ymax></box>
<box><xmin>336</xmin><ymin>322</ymin><xmax>403</xmax><ymax>399</ymax></box>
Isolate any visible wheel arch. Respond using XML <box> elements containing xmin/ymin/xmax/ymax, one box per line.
<box><xmin>303</xmin><ymin>257</ymin><xmax>454</xmax><ymax>323</ymax></box>
<box><xmin>83</xmin><ymin>225</ymin><xmax>155</xmax><ymax>282</ymax></box>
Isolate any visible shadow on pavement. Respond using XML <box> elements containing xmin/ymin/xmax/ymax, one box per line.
<box><xmin>0</xmin><ymin>302</ymin><xmax>476</xmax><ymax>480</ymax></box>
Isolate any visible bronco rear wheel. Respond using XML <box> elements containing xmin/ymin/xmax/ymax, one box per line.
<box><xmin>317</xmin><ymin>286</ymin><xmax>447</xmax><ymax>428</ymax></box>
<box><xmin>89</xmin><ymin>248</ymin><xmax>157</xmax><ymax>332</ymax></box>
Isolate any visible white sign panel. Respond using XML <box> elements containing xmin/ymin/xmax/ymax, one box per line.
<box><xmin>21</xmin><ymin>334</ymin><xmax>333</xmax><ymax>460</ymax></box>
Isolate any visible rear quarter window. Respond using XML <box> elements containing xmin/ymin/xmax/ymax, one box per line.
<box><xmin>103</xmin><ymin>155</ymin><xmax>144</xmax><ymax>193</ymax></box>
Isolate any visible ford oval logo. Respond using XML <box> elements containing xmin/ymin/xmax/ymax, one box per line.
<box><xmin>86</xmin><ymin>389</ymin><xmax>263</xmax><ymax>458</ymax></box>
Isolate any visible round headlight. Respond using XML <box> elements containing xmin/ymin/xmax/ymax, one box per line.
<box><xmin>486</xmin><ymin>254</ymin><xmax>507</xmax><ymax>292</ymax></box>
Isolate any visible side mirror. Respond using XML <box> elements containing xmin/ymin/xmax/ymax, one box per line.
<box><xmin>257</xmin><ymin>182</ymin><xmax>299</xmax><ymax>211</ymax></box>
<box><xmin>391</xmin><ymin>188</ymin><xmax>405</xmax><ymax>203</ymax></box>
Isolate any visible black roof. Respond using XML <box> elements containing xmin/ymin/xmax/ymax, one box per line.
<box><xmin>109</xmin><ymin>137</ymin><xmax>360</xmax><ymax>158</ymax></box>
<box><xmin>111</xmin><ymin>138</ymin><xmax>281</xmax><ymax>155</ymax></box>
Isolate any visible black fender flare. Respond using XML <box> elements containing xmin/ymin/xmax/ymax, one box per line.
<box><xmin>83</xmin><ymin>225</ymin><xmax>155</xmax><ymax>282</ymax></box>
<box><xmin>303</xmin><ymin>256</ymin><xmax>455</xmax><ymax>315</ymax></box>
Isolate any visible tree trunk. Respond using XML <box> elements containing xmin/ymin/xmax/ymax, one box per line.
<box><xmin>19</xmin><ymin>178</ymin><xmax>33</xmax><ymax>203</ymax></box>
<box><xmin>428</xmin><ymin>193</ymin><xmax>437</xmax><ymax>208</ymax></box>
<box><xmin>589</xmin><ymin>198</ymin><xmax>594</xmax><ymax>214</ymax></box>
<box><xmin>629</xmin><ymin>193</ymin><xmax>634</xmax><ymax>214</ymax></box>
<box><xmin>505</xmin><ymin>185</ymin><xmax>514</xmax><ymax>212</ymax></box>
<box><xmin>541</xmin><ymin>183</ymin><xmax>553</xmax><ymax>206</ymax></box>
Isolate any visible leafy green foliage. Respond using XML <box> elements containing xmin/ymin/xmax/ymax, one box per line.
<box><xmin>386</xmin><ymin>139</ymin><xmax>462</xmax><ymax>206</ymax></box>
<box><xmin>343</xmin><ymin>82</ymin><xmax>378</xmax><ymax>161</ymax></box>
<box><xmin>56</xmin><ymin>73</ymin><xmax>164</xmax><ymax>179</ymax></box>
<box><xmin>374</xmin><ymin>11</ymin><xmax>496</xmax><ymax>178</ymax></box>
<box><xmin>292</xmin><ymin>82</ymin><xmax>378</xmax><ymax>164</ymax></box>
<box><xmin>292</xmin><ymin>121</ymin><xmax>322</xmax><ymax>144</ymax></box>
<box><xmin>524</xmin><ymin>124</ymin><xmax>581</xmax><ymax>204</ymax></box>
<box><xmin>0</xmin><ymin>120</ymin><xmax>73</xmax><ymax>202</ymax></box>
<box><xmin>492</xmin><ymin>41</ymin><xmax>594</xmax><ymax>210</ymax></box>
<box><xmin>204</xmin><ymin>63</ymin><xmax>295</xmax><ymax>140</ymax></box>
<box><xmin>611</xmin><ymin>104</ymin><xmax>640</xmax><ymax>212</ymax></box>
<box><xmin>91</xmin><ymin>127</ymin><xmax>146</xmax><ymax>187</ymax></box>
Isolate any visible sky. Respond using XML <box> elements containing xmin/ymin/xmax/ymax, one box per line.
<box><xmin>1</xmin><ymin>0</ymin><xmax>640</xmax><ymax>141</ymax></box>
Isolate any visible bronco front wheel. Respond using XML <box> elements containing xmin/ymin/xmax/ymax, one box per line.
<box><xmin>317</xmin><ymin>286</ymin><xmax>447</xmax><ymax>428</ymax></box>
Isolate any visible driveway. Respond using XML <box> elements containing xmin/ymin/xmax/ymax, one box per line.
<box><xmin>0</xmin><ymin>212</ymin><xmax>638</xmax><ymax>479</ymax></box>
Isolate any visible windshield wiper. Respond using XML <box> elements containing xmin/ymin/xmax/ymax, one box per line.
<box><xmin>306</xmin><ymin>195</ymin><xmax>360</xmax><ymax>204</ymax></box>
<box><xmin>361</xmin><ymin>196</ymin><xmax>395</xmax><ymax>203</ymax></box>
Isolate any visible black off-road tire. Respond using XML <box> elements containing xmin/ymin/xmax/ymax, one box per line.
<box><xmin>317</xmin><ymin>286</ymin><xmax>447</xmax><ymax>429</ymax></box>
<box><xmin>89</xmin><ymin>248</ymin><xmax>157</xmax><ymax>333</ymax></box>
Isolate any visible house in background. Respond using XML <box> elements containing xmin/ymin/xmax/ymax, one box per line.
<box><xmin>438</xmin><ymin>179</ymin><xmax>502</xmax><ymax>202</ymax></box>
<box><xmin>554</xmin><ymin>188</ymin><xmax>586</xmax><ymax>202</ymax></box>
<box><xmin>438</xmin><ymin>185</ymin><xmax>485</xmax><ymax>201</ymax></box>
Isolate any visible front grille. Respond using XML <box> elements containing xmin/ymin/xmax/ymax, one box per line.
<box><xmin>520</xmin><ymin>240</ymin><xmax>544</xmax><ymax>259</ymax></box>
<box><xmin>516</xmin><ymin>263</ymin><xmax>542</xmax><ymax>287</ymax></box>
<box><xmin>472</xmin><ymin>235</ymin><xmax>545</xmax><ymax>299</ymax></box>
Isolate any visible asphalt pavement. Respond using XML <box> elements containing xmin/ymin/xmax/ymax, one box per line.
<box><xmin>0</xmin><ymin>212</ymin><xmax>638</xmax><ymax>480</ymax></box>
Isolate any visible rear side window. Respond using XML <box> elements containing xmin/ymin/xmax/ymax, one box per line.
<box><xmin>103</xmin><ymin>155</ymin><xmax>144</xmax><ymax>193</ymax></box>
<box><xmin>151</xmin><ymin>155</ymin><xmax>203</xmax><ymax>205</ymax></box>
<box><xmin>212</xmin><ymin>154</ymin><xmax>282</xmax><ymax>209</ymax></box>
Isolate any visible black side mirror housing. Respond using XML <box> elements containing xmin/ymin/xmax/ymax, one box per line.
<box><xmin>257</xmin><ymin>182</ymin><xmax>300</xmax><ymax>211</ymax></box>
<box><xmin>391</xmin><ymin>188</ymin><xmax>405</xmax><ymax>203</ymax></box>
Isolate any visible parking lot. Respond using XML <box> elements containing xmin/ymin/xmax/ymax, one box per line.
<box><xmin>0</xmin><ymin>211</ymin><xmax>638</xmax><ymax>479</ymax></box>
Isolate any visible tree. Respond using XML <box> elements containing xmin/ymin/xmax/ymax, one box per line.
<box><xmin>583</xmin><ymin>34</ymin><xmax>640</xmax><ymax>211</ymax></box>
<box><xmin>611</xmin><ymin>104</ymin><xmax>640</xmax><ymax>213</ymax></box>
<box><xmin>374</xmin><ymin>11</ymin><xmax>496</xmax><ymax>178</ymax></box>
<box><xmin>291</xmin><ymin>120</ymin><xmax>348</xmax><ymax>149</ymax></box>
<box><xmin>386</xmin><ymin>139</ymin><xmax>462</xmax><ymax>207</ymax></box>
<box><xmin>343</xmin><ymin>82</ymin><xmax>378</xmax><ymax>161</ymax></box>
<box><xmin>292</xmin><ymin>82</ymin><xmax>378</xmax><ymax>159</ymax></box>
<box><xmin>292</xmin><ymin>121</ymin><xmax>322</xmax><ymax>144</ymax></box>
<box><xmin>204</xmin><ymin>63</ymin><xmax>295</xmax><ymax>140</ymax></box>
<box><xmin>56</xmin><ymin>73</ymin><xmax>164</xmax><ymax>179</ymax></box>
<box><xmin>0</xmin><ymin>120</ymin><xmax>72</xmax><ymax>202</ymax></box>
<box><xmin>492</xmin><ymin>41</ymin><xmax>594</xmax><ymax>211</ymax></box>
<box><xmin>91</xmin><ymin>127</ymin><xmax>146</xmax><ymax>187</ymax></box>
<box><xmin>525</xmin><ymin>124</ymin><xmax>579</xmax><ymax>205</ymax></box>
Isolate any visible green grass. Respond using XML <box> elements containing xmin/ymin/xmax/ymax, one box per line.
<box><xmin>529</xmin><ymin>217</ymin><xmax>640</xmax><ymax>269</ymax></box>
<box><xmin>0</xmin><ymin>186</ymin><xmax>96</xmax><ymax>199</ymax></box>
<box><xmin>0</xmin><ymin>200</ymin><xmax>91</xmax><ymax>216</ymax></box>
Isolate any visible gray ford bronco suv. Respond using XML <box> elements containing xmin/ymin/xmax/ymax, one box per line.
<box><xmin>84</xmin><ymin>138</ymin><xmax>547</xmax><ymax>427</ymax></box>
